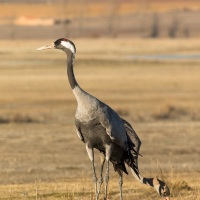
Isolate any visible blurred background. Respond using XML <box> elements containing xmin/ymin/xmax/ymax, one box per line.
<box><xmin>1</xmin><ymin>0</ymin><xmax>200</xmax><ymax>39</ymax></box>
<box><xmin>0</xmin><ymin>0</ymin><xmax>200</xmax><ymax>199</ymax></box>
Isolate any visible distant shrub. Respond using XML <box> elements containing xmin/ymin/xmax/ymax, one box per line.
<box><xmin>0</xmin><ymin>117</ymin><xmax>9</xmax><ymax>124</ymax></box>
<box><xmin>0</xmin><ymin>113</ymin><xmax>43</xmax><ymax>124</ymax></box>
<box><xmin>153</xmin><ymin>104</ymin><xmax>188</xmax><ymax>120</ymax></box>
<box><xmin>168</xmin><ymin>17</ymin><xmax>179</xmax><ymax>38</ymax></box>
<box><xmin>12</xmin><ymin>113</ymin><xmax>38</xmax><ymax>123</ymax></box>
<box><xmin>150</xmin><ymin>13</ymin><xmax>159</xmax><ymax>38</ymax></box>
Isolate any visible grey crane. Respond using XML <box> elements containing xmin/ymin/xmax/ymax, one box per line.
<box><xmin>37</xmin><ymin>38</ymin><xmax>170</xmax><ymax>200</ymax></box>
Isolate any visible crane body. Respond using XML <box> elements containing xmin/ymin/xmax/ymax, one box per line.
<box><xmin>37</xmin><ymin>38</ymin><xmax>170</xmax><ymax>200</ymax></box>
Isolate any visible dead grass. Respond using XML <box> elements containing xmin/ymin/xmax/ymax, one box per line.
<box><xmin>0</xmin><ymin>174</ymin><xmax>199</xmax><ymax>199</ymax></box>
<box><xmin>0</xmin><ymin>38</ymin><xmax>199</xmax><ymax>199</ymax></box>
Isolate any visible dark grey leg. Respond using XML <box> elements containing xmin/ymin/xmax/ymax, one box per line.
<box><xmin>104</xmin><ymin>144</ymin><xmax>113</xmax><ymax>200</ymax></box>
<box><xmin>104</xmin><ymin>160</ymin><xmax>110</xmax><ymax>200</ymax></box>
<box><xmin>97</xmin><ymin>154</ymin><xmax>105</xmax><ymax>199</ymax></box>
<box><xmin>119</xmin><ymin>172</ymin><xmax>123</xmax><ymax>200</ymax></box>
<box><xmin>91</xmin><ymin>160</ymin><xmax>98</xmax><ymax>199</ymax></box>
<box><xmin>86</xmin><ymin>145</ymin><xmax>98</xmax><ymax>200</ymax></box>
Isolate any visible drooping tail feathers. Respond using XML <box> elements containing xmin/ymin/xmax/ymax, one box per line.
<box><xmin>111</xmin><ymin>148</ymin><xmax>139</xmax><ymax>177</ymax></box>
<box><xmin>122</xmin><ymin>118</ymin><xmax>142</xmax><ymax>157</ymax></box>
<box><xmin>121</xmin><ymin>117</ymin><xmax>142</xmax><ymax>178</ymax></box>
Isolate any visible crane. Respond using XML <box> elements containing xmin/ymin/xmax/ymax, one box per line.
<box><xmin>37</xmin><ymin>38</ymin><xmax>170</xmax><ymax>200</ymax></box>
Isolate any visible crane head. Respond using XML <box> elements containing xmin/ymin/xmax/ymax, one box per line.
<box><xmin>155</xmin><ymin>179</ymin><xmax>170</xmax><ymax>200</ymax></box>
<box><xmin>161</xmin><ymin>185</ymin><xmax>170</xmax><ymax>200</ymax></box>
<box><xmin>37</xmin><ymin>38</ymin><xmax>76</xmax><ymax>54</ymax></box>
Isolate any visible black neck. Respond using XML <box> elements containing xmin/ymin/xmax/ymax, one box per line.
<box><xmin>67</xmin><ymin>51</ymin><xmax>78</xmax><ymax>89</ymax></box>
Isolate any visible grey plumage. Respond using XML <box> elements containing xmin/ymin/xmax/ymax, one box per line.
<box><xmin>75</xmin><ymin>93</ymin><xmax>139</xmax><ymax>174</ymax></box>
<box><xmin>37</xmin><ymin>38</ymin><xmax>170</xmax><ymax>200</ymax></box>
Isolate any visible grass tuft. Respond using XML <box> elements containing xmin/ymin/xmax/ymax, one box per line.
<box><xmin>172</xmin><ymin>180</ymin><xmax>193</xmax><ymax>191</ymax></box>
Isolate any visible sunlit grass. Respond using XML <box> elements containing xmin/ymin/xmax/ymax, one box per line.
<box><xmin>0</xmin><ymin>173</ymin><xmax>199</xmax><ymax>199</ymax></box>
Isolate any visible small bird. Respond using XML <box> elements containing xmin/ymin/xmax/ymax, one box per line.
<box><xmin>37</xmin><ymin>38</ymin><xmax>170</xmax><ymax>200</ymax></box>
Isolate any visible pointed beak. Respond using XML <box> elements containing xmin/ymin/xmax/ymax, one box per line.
<box><xmin>36</xmin><ymin>43</ymin><xmax>54</xmax><ymax>51</ymax></box>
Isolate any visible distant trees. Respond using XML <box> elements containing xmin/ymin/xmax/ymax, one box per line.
<box><xmin>168</xmin><ymin>16</ymin><xmax>179</xmax><ymax>38</ymax></box>
<box><xmin>150</xmin><ymin>13</ymin><xmax>159</xmax><ymax>38</ymax></box>
<box><xmin>108</xmin><ymin>0</ymin><xmax>120</xmax><ymax>38</ymax></box>
<box><xmin>149</xmin><ymin>12</ymin><xmax>190</xmax><ymax>38</ymax></box>
<box><xmin>0</xmin><ymin>0</ymin><xmax>51</xmax><ymax>3</ymax></box>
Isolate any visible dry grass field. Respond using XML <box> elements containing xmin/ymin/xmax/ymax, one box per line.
<box><xmin>0</xmin><ymin>38</ymin><xmax>200</xmax><ymax>199</ymax></box>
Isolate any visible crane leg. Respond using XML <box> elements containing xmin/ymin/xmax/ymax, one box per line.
<box><xmin>91</xmin><ymin>160</ymin><xmax>98</xmax><ymax>199</ymax></box>
<box><xmin>119</xmin><ymin>172</ymin><xmax>123</xmax><ymax>200</ymax></box>
<box><xmin>104</xmin><ymin>144</ymin><xmax>113</xmax><ymax>200</ymax></box>
<box><xmin>86</xmin><ymin>145</ymin><xmax>98</xmax><ymax>200</ymax></box>
<box><xmin>96</xmin><ymin>154</ymin><xmax>105</xmax><ymax>199</ymax></box>
<box><xmin>104</xmin><ymin>160</ymin><xmax>109</xmax><ymax>200</ymax></box>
